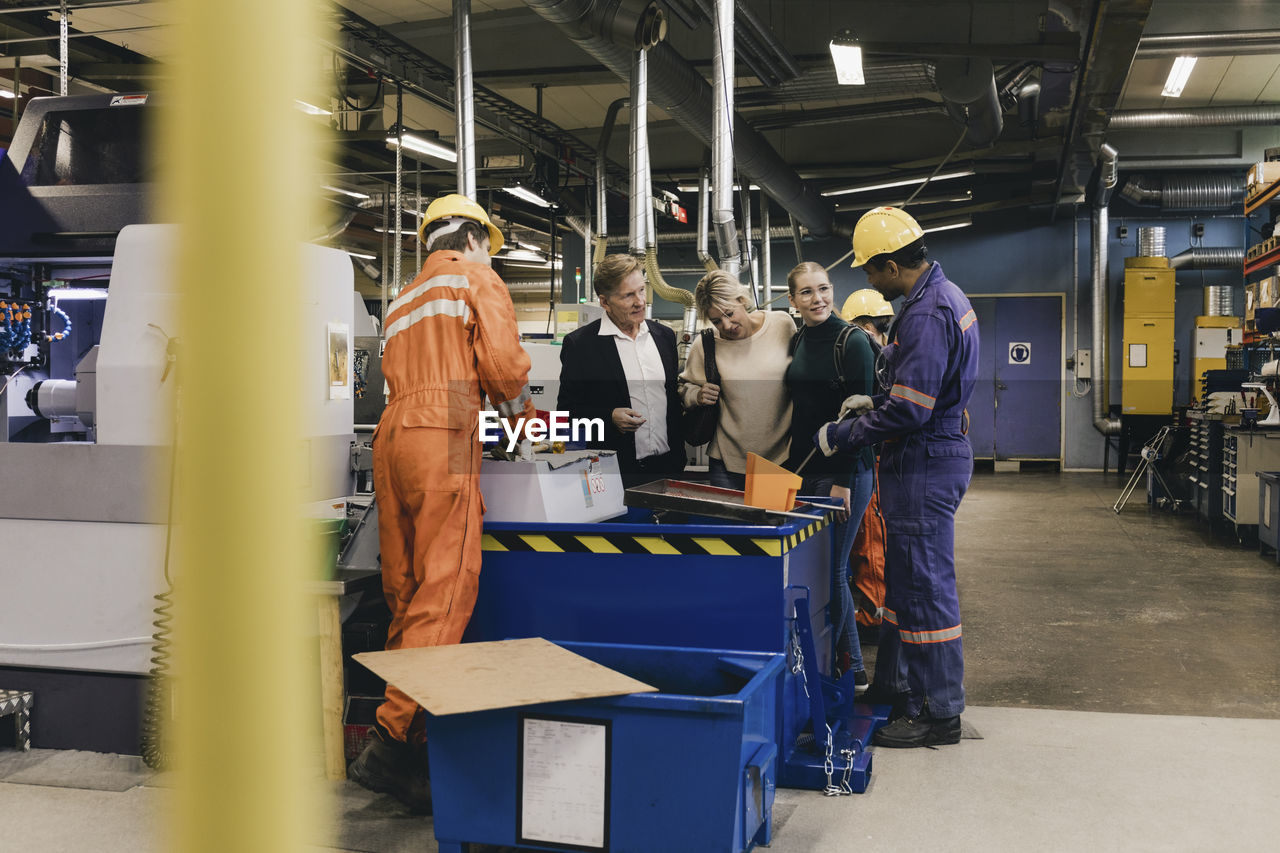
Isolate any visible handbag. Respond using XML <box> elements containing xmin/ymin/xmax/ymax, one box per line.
<box><xmin>682</xmin><ymin>328</ymin><xmax>721</xmax><ymax>447</ymax></box>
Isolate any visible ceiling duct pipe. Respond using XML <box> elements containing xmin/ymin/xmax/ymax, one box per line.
<box><xmin>522</xmin><ymin>0</ymin><xmax>834</xmax><ymax>238</ymax></box>
<box><xmin>611</xmin><ymin>6</ymin><xmax>695</xmax><ymax>317</ymax></box>
<box><xmin>1137</xmin><ymin>30</ymin><xmax>1280</xmax><ymax>59</ymax></box>
<box><xmin>1091</xmin><ymin>143</ymin><xmax>1120</xmax><ymax>436</ymax></box>
<box><xmin>1110</xmin><ymin>104</ymin><xmax>1280</xmax><ymax>130</ymax></box>
<box><xmin>454</xmin><ymin>0</ymin><xmax>477</xmax><ymax>198</ymax></box>
<box><xmin>935</xmin><ymin>57</ymin><xmax>1004</xmax><ymax>147</ymax></box>
<box><xmin>712</xmin><ymin>0</ymin><xmax>740</xmax><ymax>275</ymax></box>
<box><xmin>1119</xmin><ymin>175</ymin><xmax>1244</xmax><ymax>209</ymax></box>
<box><xmin>1169</xmin><ymin>247</ymin><xmax>1246</xmax><ymax>270</ymax></box>
<box><xmin>564</xmin><ymin>214</ymin><xmax>593</xmax><ymax>292</ymax></box>
<box><xmin>760</xmin><ymin>192</ymin><xmax>772</xmax><ymax>300</ymax></box>
<box><xmin>696</xmin><ymin>167</ymin><xmax>717</xmax><ymax>271</ymax></box>
<box><xmin>595</xmin><ymin>97</ymin><xmax>626</xmax><ymax>270</ymax></box>
<box><xmin>629</xmin><ymin>46</ymin><xmax>651</xmax><ymax>256</ymax></box>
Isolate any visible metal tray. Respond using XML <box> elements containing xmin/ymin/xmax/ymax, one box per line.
<box><xmin>625</xmin><ymin>479</ymin><xmax>829</xmax><ymax>525</ymax></box>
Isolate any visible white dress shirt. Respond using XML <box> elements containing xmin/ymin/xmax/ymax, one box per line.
<box><xmin>598</xmin><ymin>314</ymin><xmax>670</xmax><ymax>460</ymax></box>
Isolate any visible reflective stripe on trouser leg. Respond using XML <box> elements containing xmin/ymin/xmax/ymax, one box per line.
<box><xmin>878</xmin><ymin>439</ymin><xmax>970</xmax><ymax>719</ymax></box>
<box><xmin>873</xmin><ymin>609</ymin><xmax>907</xmax><ymax>693</ymax></box>
<box><xmin>375</xmin><ymin>414</ymin><xmax>484</xmax><ymax>743</ymax></box>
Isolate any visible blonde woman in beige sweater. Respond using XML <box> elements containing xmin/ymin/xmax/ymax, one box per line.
<box><xmin>679</xmin><ymin>269</ymin><xmax>795</xmax><ymax>490</ymax></box>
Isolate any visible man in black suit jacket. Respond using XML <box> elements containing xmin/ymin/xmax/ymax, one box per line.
<box><xmin>558</xmin><ymin>253</ymin><xmax>685</xmax><ymax>487</ymax></box>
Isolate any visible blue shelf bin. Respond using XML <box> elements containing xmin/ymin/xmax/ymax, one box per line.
<box><xmin>427</xmin><ymin>641</ymin><xmax>785</xmax><ymax>853</ymax></box>
<box><xmin>470</xmin><ymin>505</ymin><xmax>881</xmax><ymax>791</ymax></box>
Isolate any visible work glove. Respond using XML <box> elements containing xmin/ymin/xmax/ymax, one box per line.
<box><xmin>488</xmin><ymin>444</ymin><xmax>518</xmax><ymax>462</ymax></box>
<box><xmin>814</xmin><ymin>417</ymin><xmax>857</xmax><ymax>457</ymax></box>
<box><xmin>837</xmin><ymin>394</ymin><xmax>874</xmax><ymax>421</ymax></box>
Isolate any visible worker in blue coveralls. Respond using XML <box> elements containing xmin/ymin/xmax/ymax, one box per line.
<box><xmin>813</xmin><ymin>206</ymin><xmax>979</xmax><ymax>748</ymax></box>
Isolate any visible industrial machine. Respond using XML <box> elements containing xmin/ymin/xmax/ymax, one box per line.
<box><xmin>0</xmin><ymin>94</ymin><xmax>358</xmax><ymax>751</ymax></box>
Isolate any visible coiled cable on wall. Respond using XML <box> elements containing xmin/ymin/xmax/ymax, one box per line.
<box><xmin>141</xmin><ymin>330</ymin><xmax>180</xmax><ymax>771</ymax></box>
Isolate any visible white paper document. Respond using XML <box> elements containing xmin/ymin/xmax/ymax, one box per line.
<box><xmin>520</xmin><ymin>716</ymin><xmax>608</xmax><ymax>849</ymax></box>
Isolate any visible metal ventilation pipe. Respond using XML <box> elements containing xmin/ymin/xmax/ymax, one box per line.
<box><xmin>695</xmin><ymin>168</ymin><xmax>716</xmax><ymax>271</ymax></box>
<box><xmin>523</xmin><ymin>0</ymin><xmax>834</xmax><ymax>237</ymax></box>
<box><xmin>1119</xmin><ymin>175</ymin><xmax>1244</xmax><ymax>209</ymax></box>
<box><xmin>454</xmin><ymin>0</ymin><xmax>477</xmax><ymax>198</ymax></box>
<box><xmin>1169</xmin><ymin>247</ymin><xmax>1246</xmax><ymax>270</ymax></box>
<box><xmin>629</xmin><ymin>48</ymin><xmax>651</xmax><ymax>255</ymax></box>
<box><xmin>1109</xmin><ymin>104</ymin><xmax>1280</xmax><ymax>130</ymax></box>
<box><xmin>564</xmin><ymin>214</ymin><xmax>593</xmax><ymax>292</ymax></box>
<box><xmin>760</xmin><ymin>192</ymin><xmax>772</xmax><ymax>301</ymax></box>
<box><xmin>595</xmin><ymin>97</ymin><xmax>626</xmax><ymax>269</ymax></box>
<box><xmin>712</xmin><ymin>0</ymin><xmax>740</xmax><ymax>275</ymax></box>
<box><xmin>936</xmin><ymin>57</ymin><xmax>1004</xmax><ymax>147</ymax></box>
<box><xmin>1092</xmin><ymin>143</ymin><xmax>1121</xmax><ymax>436</ymax></box>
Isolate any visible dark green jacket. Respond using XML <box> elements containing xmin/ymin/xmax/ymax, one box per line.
<box><xmin>785</xmin><ymin>314</ymin><xmax>877</xmax><ymax>477</ymax></box>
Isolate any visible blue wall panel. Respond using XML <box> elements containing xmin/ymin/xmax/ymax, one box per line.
<box><xmin>632</xmin><ymin>203</ymin><xmax>1252</xmax><ymax>470</ymax></box>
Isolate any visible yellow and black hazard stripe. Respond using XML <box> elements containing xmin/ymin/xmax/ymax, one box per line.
<box><xmin>482</xmin><ymin>516</ymin><xmax>829</xmax><ymax>557</ymax></box>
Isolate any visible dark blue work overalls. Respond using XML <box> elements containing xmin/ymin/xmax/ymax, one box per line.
<box><xmin>843</xmin><ymin>262</ymin><xmax>978</xmax><ymax>718</ymax></box>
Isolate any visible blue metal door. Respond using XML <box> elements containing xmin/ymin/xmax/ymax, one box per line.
<box><xmin>967</xmin><ymin>299</ymin><xmax>997</xmax><ymax>457</ymax></box>
<box><xmin>967</xmin><ymin>296</ymin><xmax>1061</xmax><ymax>460</ymax></box>
<box><xmin>994</xmin><ymin>296</ymin><xmax>1061</xmax><ymax>459</ymax></box>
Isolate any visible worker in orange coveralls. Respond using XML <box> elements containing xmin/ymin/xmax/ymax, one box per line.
<box><xmin>349</xmin><ymin>194</ymin><xmax>536</xmax><ymax>813</ymax></box>
<box><xmin>840</xmin><ymin>288</ymin><xmax>894</xmax><ymax>630</ymax></box>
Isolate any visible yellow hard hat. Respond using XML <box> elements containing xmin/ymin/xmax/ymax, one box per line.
<box><xmin>850</xmin><ymin>206</ymin><xmax>924</xmax><ymax>268</ymax></box>
<box><xmin>841</xmin><ymin>288</ymin><xmax>894</xmax><ymax>322</ymax></box>
<box><xmin>418</xmin><ymin>193</ymin><xmax>504</xmax><ymax>255</ymax></box>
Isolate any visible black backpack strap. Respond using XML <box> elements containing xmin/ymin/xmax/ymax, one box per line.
<box><xmin>701</xmin><ymin>328</ymin><xmax>720</xmax><ymax>385</ymax></box>
<box><xmin>832</xmin><ymin>324</ymin><xmax>855</xmax><ymax>397</ymax></box>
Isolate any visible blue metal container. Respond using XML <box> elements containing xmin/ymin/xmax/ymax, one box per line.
<box><xmin>470</xmin><ymin>506</ymin><xmax>882</xmax><ymax>791</ymax></box>
<box><xmin>426</xmin><ymin>641</ymin><xmax>784</xmax><ymax>853</ymax></box>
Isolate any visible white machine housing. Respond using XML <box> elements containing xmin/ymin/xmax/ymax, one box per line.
<box><xmin>0</xmin><ymin>224</ymin><xmax>357</xmax><ymax>674</ymax></box>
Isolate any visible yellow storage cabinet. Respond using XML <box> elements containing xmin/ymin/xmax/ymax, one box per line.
<box><xmin>1122</xmin><ymin>258</ymin><xmax>1176</xmax><ymax>416</ymax></box>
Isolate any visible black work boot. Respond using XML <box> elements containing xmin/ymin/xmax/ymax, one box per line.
<box><xmin>872</xmin><ymin>709</ymin><xmax>961</xmax><ymax>748</ymax></box>
<box><xmin>348</xmin><ymin>727</ymin><xmax>432</xmax><ymax>814</ymax></box>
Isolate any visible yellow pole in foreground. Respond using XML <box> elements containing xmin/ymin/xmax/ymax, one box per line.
<box><xmin>163</xmin><ymin>0</ymin><xmax>326</xmax><ymax>850</ymax></box>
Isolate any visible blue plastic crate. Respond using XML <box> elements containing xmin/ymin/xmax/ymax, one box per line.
<box><xmin>426</xmin><ymin>641</ymin><xmax>784</xmax><ymax>853</ymax></box>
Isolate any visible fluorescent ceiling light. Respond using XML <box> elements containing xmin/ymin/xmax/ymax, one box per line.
<box><xmin>387</xmin><ymin>130</ymin><xmax>458</xmax><ymax>163</ymax></box>
<box><xmin>829</xmin><ymin>40</ymin><xmax>865</xmax><ymax>86</ymax></box>
<box><xmin>503</xmin><ymin>185</ymin><xmax>552</xmax><ymax>208</ymax></box>
<box><xmin>0</xmin><ymin>89</ymin><xmax>13</xmax><ymax>100</ymax></box>
<box><xmin>322</xmin><ymin>184</ymin><xmax>371</xmax><ymax>200</ymax></box>
<box><xmin>374</xmin><ymin>226</ymin><xmax>418</xmax><ymax>236</ymax></box>
<box><xmin>922</xmin><ymin>218</ymin><xmax>972</xmax><ymax>234</ymax></box>
<box><xmin>821</xmin><ymin>170</ymin><xmax>975</xmax><ymax>198</ymax></box>
<box><xmin>48</xmin><ymin>287</ymin><xmax>108</xmax><ymax>301</ymax></box>
<box><xmin>675</xmin><ymin>182</ymin><xmax>760</xmax><ymax>193</ymax></box>
<box><xmin>516</xmin><ymin>240</ymin><xmax>544</xmax><ymax>253</ymax></box>
<box><xmin>1161</xmin><ymin>55</ymin><xmax>1197</xmax><ymax>97</ymax></box>
<box><xmin>501</xmin><ymin>248</ymin><xmax>548</xmax><ymax>262</ymax></box>
<box><xmin>294</xmin><ymin>99</ymin><xmax>331</xmax><ymax>116</ymax></box>
<box><xmin>347</xmin><ymin>250</ymin><xmax>377</xmax><ymax>260</ymax></box>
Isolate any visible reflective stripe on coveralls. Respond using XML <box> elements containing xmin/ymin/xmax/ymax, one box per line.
<box><xmin>843</xmin><ymin>262</ymin><xmax>978</xmax><ymax>719</ymax></box>
<box><xmin>374</xmin><ymin>250</ymin><xmax>536</xmax><ymax>743</ymax></box>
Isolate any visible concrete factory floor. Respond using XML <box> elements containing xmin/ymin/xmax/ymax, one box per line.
<box><xmin>3</xmin><ymin>470</ymin><xmax>1280</xmax><ymax>852</ymax></box>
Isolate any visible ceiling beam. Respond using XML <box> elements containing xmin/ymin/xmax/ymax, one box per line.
<box><xmin>330</xmin><ymin>7</ymin><xmax>627</xmax><ymax>192</ymax></box>
<box><xmin>1050</xmin><ymin>0</ymin><xmax>1154</xmax><ymax>214</ymax></box>
<box><xmin>860</xmin><ymin>33</ymin><xmax>1081</xmax><ymax>63</ymax></box>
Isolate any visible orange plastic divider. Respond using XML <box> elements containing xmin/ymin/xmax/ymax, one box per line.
<box><xmin>743</xmin><ymin>452</ymin><xmax>802</xmax><ymax>512</ymax></box>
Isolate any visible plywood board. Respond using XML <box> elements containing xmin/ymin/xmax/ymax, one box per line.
<box><xmin>353</xmin><ymin>637</ymin><xmax>656</xmax><ymax>716</ymax></box>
